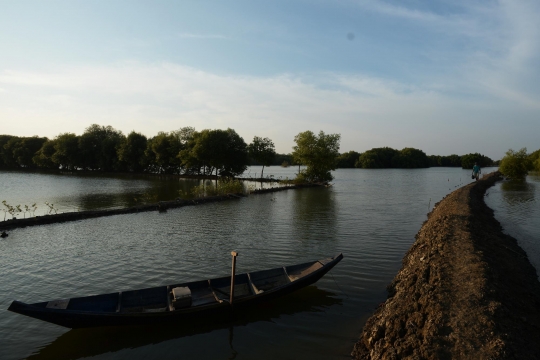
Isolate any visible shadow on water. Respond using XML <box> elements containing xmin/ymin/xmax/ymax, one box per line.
<box><xmin>27</xmin><ymin>287</ymin><xmax>341</xmax><ymax>360</ymax></box>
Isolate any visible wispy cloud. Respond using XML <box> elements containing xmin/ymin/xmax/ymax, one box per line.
<box><xmin>0</xmin><ymin>61</ymin><xmax>538</xmax><ymax>158</ymax></box>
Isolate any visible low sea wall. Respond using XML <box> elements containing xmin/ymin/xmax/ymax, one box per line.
<box><xmin>0</xmin><ymin>183</ymin><xmax>321</xmax><ymax>231</ymax></box>
<box><xmin>352</xmin><ymin>172</ymin><xmax>540</xmax><ymax>359</ymax></box>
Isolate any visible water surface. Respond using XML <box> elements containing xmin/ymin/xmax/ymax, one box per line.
<box><xmin>484</xmin><ymin>173</ymin><xmax>540</xmax><ymax>279</ymax></box>
<box><xmin>0</xmin><ymin>167</ymin><xmax>500</xmax><ymax>359</ymax></box>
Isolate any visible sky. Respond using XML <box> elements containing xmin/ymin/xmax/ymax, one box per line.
<box><xmin>1</xmin><ymin>0</ymin><xmax>539</xmax><ymax>160</ymax></box>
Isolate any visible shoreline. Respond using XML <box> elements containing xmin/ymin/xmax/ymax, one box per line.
<box><xmin>0</xmin><ymin>183</ymin><xmax>321</xmax><ymax>231</ymax></box>
<box><xmin>351</xmin><ymin>171</ymin><xmax>540</xmax><ymax>359</ymax></box>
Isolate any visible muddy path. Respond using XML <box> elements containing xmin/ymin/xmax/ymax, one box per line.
<box><xmin>352</xmin><ymin>172</ymin><xmax>540</xmax><ymax>359</ymax></box>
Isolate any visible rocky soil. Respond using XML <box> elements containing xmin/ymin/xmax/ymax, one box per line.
<box><xmin>352</xmin><ymin>172</ymin><xmax>540</xmax><ymax>359</ymax></box>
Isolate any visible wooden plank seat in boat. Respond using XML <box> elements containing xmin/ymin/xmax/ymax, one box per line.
<box><xmin>285</xmin><ymin>261</ymin><xmax>323</xmax><ymax>282</ymax></box>
<box><xmin>249</xmin><ymin>267</ymin><xmax>291</xmax><ymax>292</ymax></box>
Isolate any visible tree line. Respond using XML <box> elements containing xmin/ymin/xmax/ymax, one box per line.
<box><xmin>335</xmin><ymin>147</ymin><xmax>496</xmax><ymax>169</ymax></box>
<box><xmin>0</xmin><ymin>125</ymin><xmax>277</xmax><ymax>177</ymax></box>
<box><xmin>5</xmin><ymin>124</ymin><xmax>529</xmax><ymax>179</ymax></box>
<box><xmin>1</xmin><ymin>126</ymin><xmax>343</xmax><ymax>182</ymax></box>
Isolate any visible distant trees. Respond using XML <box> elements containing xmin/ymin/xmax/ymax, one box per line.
<box><xmin>292</xmin><ymin>130</ymin><xmax>341</xmax><ymax>182</ymax></box>
<box><xmin>117</xmin><ymin>131</ymin><xmax>148</xmax><ymax>173</ymax></box>
<box><xmin>2</xmin><ymin>124</ymin><xmax>504</xmax><ymax>178</ymax></box>
<box><xmin>337</xmin><ymin>151</ymin><xmax>360</xmax><ymax>168</ymax></box>
<box><xmin>428</xmin><ymin>154</ymin><xmax>461</xmax><ymax>167</ymax></box>
<box><xmin>33</xmin><ymin>139</ymin><xmax>57</xmax><ymax>169</ymax></box>
<box><xmin>145</xmin><ymin>131</ymin><xmax>183</xmax><ymax>174</ymax></box>
<box><xmin>529</xmin><ymin>149</ymin><xmax>540</xmax><ymax>172</ymax></box>
<box><xmin>78</xmin><ymin>125</ymin><xmax>125</xmax><ymax>171</ymax></box>
<box><xmin>460</xmin><ymin>153</ymin><xmax>494</xmax><ymax>169</ymax></box>
<box><xmin>393</xmin><ymin>148</ymin><xmax>430</xmax><ymax>168</ymax></box>
<box><xmin>336</xmin><ymin>147</ymin><xmax>494</xmax><ymax>170</ymax></box>
<box><xmin>179</xmin><ymin>128</ymin><xmax>248</xmax><ymax>177</ymax></box>
<box><xmin>0</xmin><ymin>125</ymin><xmax>251</xmax><ymax>177</ymax></box>
<box><xmin>0</xmin><ymin>135</ymin><xmax>47</xmax><ymax>169</ymax></box>
<box><xmin>499</xmin><ymin>148</ymin><xmax>534</xmax><ymax>180</ymax></box>
<box><xmin>357</xmin><ymin>147</ymin><xmax>399</xmax><ymax>168</ymax></box>
<box><xmin>52</xmin><ymin>133</ymin><xmax>80</xmax><ymax>170</ymax></box>
<box><xmin>247</xmin><ymin>136</ymin><xmax>276</xmax><ymax>178</ymax></box>
<box><xmin>355</xmin><ymin>147</ymin><xmax>429</xmax><ymax>169</ymax></box>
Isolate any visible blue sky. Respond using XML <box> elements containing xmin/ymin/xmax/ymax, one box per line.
<box><xmin>1</xmin><ymin>0</ymin><xmax>539</xmax><ymax>159</ymax></box>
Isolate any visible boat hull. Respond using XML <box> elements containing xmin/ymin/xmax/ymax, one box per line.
<box><xmin>9</xmin><ymin>254</ymin><xmax>343</xmax><ymax>328</ymax></box>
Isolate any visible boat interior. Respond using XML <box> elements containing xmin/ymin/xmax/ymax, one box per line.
<box><xmin>29</xmin><ymin>260</ymin><xmax>326</xmax><ymax>314</ymax></box>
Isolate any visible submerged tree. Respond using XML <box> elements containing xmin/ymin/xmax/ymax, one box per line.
<box><xmin>499</xmin><ymin>148</ymin><xmax>533</xmax><ymax>180</ymax></box>
<box><xmin>248</xmin><ymin>136</ymin><xmax>276</xmax><ymax>178</ymax></box>
<box><xmin>292</xmin><ymin>130</ymin><xmax>341</xmax><ymax>183</ymax></box>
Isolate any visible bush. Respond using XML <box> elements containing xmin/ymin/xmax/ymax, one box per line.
<box><xmin>529</xmin><ymin>149</ymin><xmax>540</xmax><ymax>172</ymax></box>
<box><xmin>499</xmin><ymin>148</ymin><xmax>533</xmax><ymax>180</ymax></box>
<box><xmin>191</xmin><ymin>179</ymin><xmax>246</xmax><ymax>198</ymax></box>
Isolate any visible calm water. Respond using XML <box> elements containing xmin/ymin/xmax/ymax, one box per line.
<box><xmin>0</xmin><ymin>167</ymin><xmax>508</xmax><ymax>360</ymax></box>
<box><xmin>484</xmin><ymin>174</ymin><xmax>540</xmax><ymax>280</ymax></box>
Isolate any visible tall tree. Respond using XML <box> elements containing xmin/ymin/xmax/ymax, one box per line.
<box><xmin>4</xmin><ymin>136</ymin><xmax>47</xmax><ymax>168</ymax></box>
<box><xmin>52</xmin><ymin>133</ymin><xmax>80</xmax><ymax>170</ymax></box>
<box><xmin>118</xmin><ymin>131</ymin><xmax>148</xmax><ymax>172</ymax></box>
<box><xmin>292</xmin><ymin>130</ymin><xmax>341</xmax><ymax>183</ymax></box>
<box><xmin>146</xmin><ymin>127</ymin><xmax>195</xmax><ymax>174</ymax></box>
<box><xmin>248</xmin><ymin>136</ymin><xmax>276</xmax><ymax>178</ymax></box>
<box><xmin>33</xmin><ymin>139</ymin><xmax>58</xmax><ymax>169</ymax></box>
<box><xmin>0</xmin><ymin>135</ymin><xmax>16</xmax><ymax>168</ymax></box>
<box><xmin>180</xmin><ymin>128</ymin><xmax>248</xmax><ymax>177</ymax></box>
<box><xmin>78</xmin><ymin>124</ymin><xmax>125</xmax><ymax>171</ymax></box>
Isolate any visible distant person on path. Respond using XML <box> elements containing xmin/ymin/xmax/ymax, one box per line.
<box><xmin>472</xmin><ymin>163</ymin><xmax>481</xmax><ymax>181</ymax></box>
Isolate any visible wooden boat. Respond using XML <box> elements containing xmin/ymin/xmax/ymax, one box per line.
<box><xmin>8</xmin><ymin>254</ymin><xmax>343</xmax><ymax>328</ymax></box>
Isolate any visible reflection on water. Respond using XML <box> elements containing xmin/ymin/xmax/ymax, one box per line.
<box><xmin>0</xmin><ymin>167</ymin><xmax>500</xmax><ymax>360</ymax></box>
<box><xmin>485</xmin><ymin>175</ymin><xmax>540</xmax><ymax>280</ymax></box>
<box><xmin>292</xmin><ymin>187</ymin><xmax>338</xmax><ymax>243</ymax></box>
<box><xmin>501</xmin><ymin>180</ymin><xmax>536</xmax><ymax>206</ymax></box>
<box><xmin>0</xmin><ymin>170</ymin><xmax>285</xmax><ymax>217</ymax></box>
<box><xmin>28</xmin><ymin>287</ymin><xmax>341</xmax><ymax>360</ymax></box>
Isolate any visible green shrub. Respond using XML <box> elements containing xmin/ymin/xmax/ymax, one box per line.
<box><xmin>499</xmin><ymin>148</ymin><xmax>533</xmax><ymax>180</ymax></box>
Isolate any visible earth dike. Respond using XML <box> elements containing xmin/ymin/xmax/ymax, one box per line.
<box><xmin>0</xmin><ymin>183</ymin><xmax>321</xmax><ymax>231</ymax></box>
<box><xmin>352</xmin><ymin>171</ymin><xmax>540</xmax><ymax>359</ymax></box>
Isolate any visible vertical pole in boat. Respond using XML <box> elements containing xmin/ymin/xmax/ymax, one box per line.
<box><xmin>230</xmin><ymin>251</ymin><xmax>238</xmax><ymax>305</ymax></box>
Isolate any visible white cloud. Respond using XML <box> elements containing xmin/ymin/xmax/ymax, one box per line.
<box><xmin>0</xmin><ymin>60</ymin><xmax>538</xmax><ymax>159</ymax></box>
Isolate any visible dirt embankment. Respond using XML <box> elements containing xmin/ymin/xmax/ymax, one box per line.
<box><xmin>0</xmin><ymin>183</ymin><xmax>321</xmax><ymax>231</ymax></box>
<box><xmin>352</xmin><ymin>172</ymin><xmax>540</xmax><ymax>359</ymax></box>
